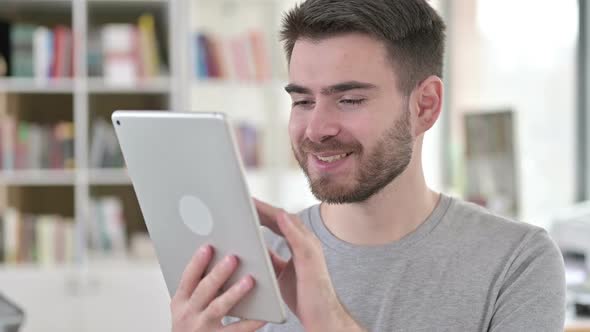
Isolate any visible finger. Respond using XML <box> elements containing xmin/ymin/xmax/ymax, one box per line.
<box><xmin>285</xmin><ymin>212</ymin><xmax>309</xmax><ymax>234</ymax></box>
<box><xmin>253</xmin><ymin>198</ymin><xmax>283</xmax><ymax>235</ymax></box>
<box><xmin>277</xmin><ymin>212</ymin><xmax>326</xmax><ymax>277</ymax></box>
<box><xmin>223</xmin><ymin>318</ymin><xmax>266</xmax><ymax>332</ymax></box>
<box><xmin>202</xmin><ymin>275</ymin><xmax>256</xmax><ymax>323</ymax></box>
<box><xmin>277</xmin><ymin>259</ymin><xmax>297</xmax><ymax>313</ymax></box>
<box><xmin>268</xmin><ymin>250</ymin><xmax>288</xmax><ymax>277</ymax></box>
<box><xmin>276</xmin><ymin>212</ymin><xmax>306</xmax><ymax>255</ymax></box>
<box><xmin>175</xmin><ymin>244</ymin><xmax>213</xmax><ymax>300</ymax></box>
<box><xmin>190</xmin><ymin>255</ymin><xmax>239</xmax><ymax>310</ymax></box>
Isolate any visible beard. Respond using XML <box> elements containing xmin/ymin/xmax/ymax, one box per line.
<box><xmin>292</xmin><ymin>109</ymin><xmax>414</xmax><ymax>204</ymax></box>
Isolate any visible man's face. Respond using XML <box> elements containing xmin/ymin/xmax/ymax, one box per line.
<box><xmin>287</xmin><ymin>33</ymin><xmax>415</xmax><ymax>204</ymax></box>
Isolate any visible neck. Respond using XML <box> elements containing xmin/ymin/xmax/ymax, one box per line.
<box><xmin>320</xmin><ymin>141</ymin><xmax>440</xmax><ymax>246</ymax></box>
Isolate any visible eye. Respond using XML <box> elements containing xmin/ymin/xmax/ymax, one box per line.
<box><xmin>340</xmin><ymin>98</ymin><xmax>366</xmax><ymax>106</ymax></box>
<box><xmin>292</xmin><ymin>100</ymin><xmax>315</xmax><ymax>107</ymax></box>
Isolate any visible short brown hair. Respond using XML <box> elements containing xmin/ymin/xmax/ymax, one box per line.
<box><xmin>280</xmin><ymin>0</ymin><xmax>446</xmax><ymax>96</ymax></box>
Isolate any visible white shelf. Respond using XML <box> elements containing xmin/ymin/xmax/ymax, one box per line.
<box><xmin>0</xmin><ymin>262</ymin><xmax>79</xmax><ymax>272</ymax></box>
<box><xmin>0</xmin><ymin>169</ymin><xmax>76</xmax><ymax>186</ymax></box>
<box><xmin>88</xmin><ymin>168</ymin><xmax>132</xmax><ymax>185</ymax></box>
<box><xmin>0</xmin><ymin>78</ymin><xmax>75</xmax><ymax>94</ymax></box>
<box><xmin>0</xmin><ymin>0</ymin><xmax>72</xmax><ymax>7</ymax></box>
<box><xmin>1</xmin><ymin>0</ymin><xmax>71</xmax><ymax>2</ymax></box>
<box><xmin>194</xmin><ymin>0</ymin><xmax>285</xmax><ymax>4</ymax></box>
<box><xmin>88</xmin><ymin>0</ymin><xmax>168</xmax><ymax>3</ymax></box>
<box><xmin>87</xmin><ymin>77</ymin><xmax>171</xmax><ymax>94</ymax></box>
<box><xmin>192</xmin><ymin>79</ymin><xmax>286</xmax><ymax>90</ymax></box>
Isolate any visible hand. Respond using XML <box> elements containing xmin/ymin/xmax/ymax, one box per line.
<box><xmin>255</xmin><ymin>199</ymin><xmax>366</xmax><ymax>332</ymax></box>
<box><xmin>170</xmin><ymin>245</ymin><xmax>266</xmax><ymax>332</ymax></box>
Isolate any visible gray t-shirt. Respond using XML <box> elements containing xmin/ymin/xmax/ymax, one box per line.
<box><xmin>260</xmin><ymin>194</ymin><xmax>565</xmax><ymax>331</ymax></box>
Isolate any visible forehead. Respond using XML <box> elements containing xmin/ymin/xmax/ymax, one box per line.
<box><xmin>288</xmin><ymin>33</ymin><xmax>396</xmax><ymax>85</ymax></box>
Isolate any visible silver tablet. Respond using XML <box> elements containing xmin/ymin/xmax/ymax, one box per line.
<box><xmin>112</xmin><ymin>110</ymin><xmax>286</xmax><ymax>323</ymax></box>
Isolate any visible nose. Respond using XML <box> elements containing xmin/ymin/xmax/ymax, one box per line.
<box><xmin>305</xmin><ymin>102</ymin><xmax>341</xmax><ymax>143</ymax></box>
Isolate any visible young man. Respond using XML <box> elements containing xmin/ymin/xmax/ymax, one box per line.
<box><xmin>171</xmin><ymin>0</ymin><xmax>566</xmax><ymax>331</ymax></box>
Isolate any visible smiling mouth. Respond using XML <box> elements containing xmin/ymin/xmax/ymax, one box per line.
<box><xmin>314</xmin><ymin>152</ymin><xmax>353</xmax><ymax>163</ymax></box>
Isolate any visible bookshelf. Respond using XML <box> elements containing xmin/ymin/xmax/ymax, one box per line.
<box><xmin>0</xmin><ymin>0</ymin><xmax>180</xmax><ymax>267</ymax></box>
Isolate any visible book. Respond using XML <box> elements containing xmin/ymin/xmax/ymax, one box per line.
<box><xmin>137</xmin><ymin>13</ymin><xmax>162</xmax><ymax>78</ymax></box>
<box><xmin>27</xmin><ymin>123</ymin><xmax>43</xmax><ymax>169</ymax></box>
<box><xmin>87</xmin><ymin>197</ymin><xmax>126</xmax><ymax>255</ymax></box>
<box><xmin>50</xmin><ymin>124</ymin><xmax>63</xmax><ymax>169</ymax></box>
<box><xmin>206</xmin><ymin>34</ymin><xmax>223</xmax><ymax>78</ymax></box>
<box><xmin>18</xmin><ymin>215</ymin><xmax>36</xmax><ymax>262</ymax></box>
<box><xmin>4</xmin><ymin>208</ymin><xmax>19</xmax><ymax>264</ymax></box>
<box><xmin>101</xmin><ymin>24</ymin><xmax>139</xmax><ymax>85</ymax></box>
<box><xmin>87</xmin><ymin>29</ymin><xmax>102</xmax><ymax>76</ymax></box>
<box><xmin>91</xmin><ymin>14</ymin><xmax>166</xmax><ymax>82</ymax></box>
<box><xmin>0</xmin><ymin>214</ymin><xmax>4</xmax><ymax>261</ymax></box>
<box><xmin>0</xmin><ymin>209</ymin><xmax>75</xmax><ymax>265</ymax></box>
<box><xmin>89</xmin><ymin>118</ymin><xmax>124</xmax><ymax>168</ymax></box>
<box><xmin>15</xmin><ymin>122</ymin><xmax>29</xmax><ymax>169</ymax></box>
<box><xmin>10</xmin><ymin>24</ymin><xmax>35</xmax><ymax>77</ymax></box>
<box><xmin>0</xmin><ymin>19</ymin><xmax>11</xmax><ymax>77</ymax></box>
<box><xmin>101</xmin><ymin>197</ymin><xmax>126</xmax><ymax>254</ymax></box>
<box><xmin>0</xmin><ymin>55</ymin><xmax>6</xmax><ymax>77</ymax></box>
<box><xmin>36</xmin><ymin>215</ymin><xmax>56</xmax><ymax>265</ymax></box>
<box><xmin>1</xmin><ymin>116</ymin><xmax>15</xmax><ymax>170</ymax></box>
<box><xmin>56</xmin><ymin>122</ymin><xmax>74</xmax><ymax>169</ymax></box>
<box><xmin>194</xmin><ymin>30</ymin><xmax>271</xmax><ymax>82</ymax></box>
<box><xmin>63</xmin><ymin>219</ymin><xmax>74</xmax><ymax>263</ymax></box>
<box><xmin>0</xmin><ymin>118</ymin><xmax>75</xmax><ymax>171</ymax></box>
<box><xmin>230</xmin><ymin>35</ymin><xmax>251</xmax><ymax>81</ymax></box>
<box><xmin>235</xmin><ymin>122</ymin><xmax>261</xmax><ymax>168</ymax></box>
<box><xmin>33</xmin><ymin>26</ymin><xmax>52</xmax><ymax>81</ymax></box>
<box><xmin>195</xmin><ymin>33</ymin><xmax>210</xmax><ymax>79</ymax></box>
<box><xmin>249</xmin><ymin>30</ymin><xmax>270</xmax><ymax>82</ymax></box>
<box><xmin>50</xmin><ymin>25</ymin><xmax>73</xmax><ymax>78</ymax></box>
<box><xmin>0</xmin><ymin>22</ymin><xmax>73</xmax><ymax>79</ymax></box>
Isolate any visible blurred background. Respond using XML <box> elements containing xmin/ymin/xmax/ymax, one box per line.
<box><xmin>0</xmin><ymin>0</ymin><xmax>589</xmax><ymax>331</ymax></box>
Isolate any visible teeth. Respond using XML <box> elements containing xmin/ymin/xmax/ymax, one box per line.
<box><xmin>317</xmin><ymin>153</ymin><xmax>348</xmax><ymax>163</ymax></box>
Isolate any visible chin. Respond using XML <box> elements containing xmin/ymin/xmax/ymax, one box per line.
<box><xmin>308</xmin><ymin>177</ymin><xmax>363</xmax><ymax>204</ymax></box>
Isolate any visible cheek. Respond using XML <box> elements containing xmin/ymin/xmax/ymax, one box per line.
<box><xmin>341</xmin><ymin>115</ymin><xmax>376</xmax><ymax>147</ymax></box>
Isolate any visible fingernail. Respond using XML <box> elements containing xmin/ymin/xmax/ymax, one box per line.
<box><xmin>240</xmin><ymin>276</ymin><xmax>253</xmax><ymax>289</ymax></box>
<box><xmin>199</xmin><ymin>245</ymin><xmax>211</xmax><ymax>254</ymax></box>
<box><xmin>225</xmin><ymin>255</ymin><xmax>237</xmax><ymax>265</ymax></box>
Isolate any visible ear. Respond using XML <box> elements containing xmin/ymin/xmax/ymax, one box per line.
<box><xmin>410</xmin><ymin>75</ymin><xmax>443</xmax><ymax>136</ymax></box>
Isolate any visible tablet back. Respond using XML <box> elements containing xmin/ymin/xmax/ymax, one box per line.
<box><xmin>112</xmin><ymin>110</ymin><xmax>286</xmax><ymax>323</ymax></box>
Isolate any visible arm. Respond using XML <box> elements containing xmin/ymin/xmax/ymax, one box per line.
<box><xmin>489</xmin><ymin>229</ymin><xmax>566</xmax><ymax>332</ymax></box>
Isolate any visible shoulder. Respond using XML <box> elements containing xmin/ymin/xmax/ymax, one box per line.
<box><xmin>443</xmin><ymin>195</ymin><xmax>564</xmax><ymax>286</ymax></box>
<box><xmin>443</xmin><ymin>195</ymin><xmax>547</xmax><ymax>245</ymax></box>
<box><xmin>448</xmin><ymin>199</ymin><xmax>569</xmax><ymax>329</ymax></box>
<box><xmin>440</xmin><ymin>196</ymin><xmax>563</xmax><ymax>281</ymax></box>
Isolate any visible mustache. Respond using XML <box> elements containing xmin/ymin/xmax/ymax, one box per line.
<box><xmin>299</xmin><ymin>137</ymin><xmax>362</xmax><ymax>154</ymax></box>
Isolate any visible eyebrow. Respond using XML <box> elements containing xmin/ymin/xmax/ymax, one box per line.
<box><xmin>284</xmin><ymin>81</ymin><xmax>377</xmax><ymax>95</ymax></box>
